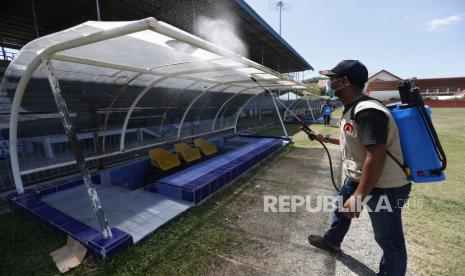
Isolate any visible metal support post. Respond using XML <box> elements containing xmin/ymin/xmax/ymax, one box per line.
<box><xmin>304</xmin><ymin>97</ymin><xmax>316</xmax><ymax>121</ymax></box>
<box><xmin>44</xmin><ymin>58</ymin><xmax>112</xmax><ymax>239</ymax></box>
<box><xmin>1</xmin><ymin>38</ymin><xmax>6</xmax><ymax>60</ymax></box>
<box><xmin>269</xmin><ymin>91</ymin><xmax>288</xmax><ymax>137</ymax></box>
<box><xmin>96</xmin><ymin>0</ymin><xmax>101</xmax><ymax>21</ymax></box>
<box><xmin>31</xmin><ymin>0</ymin><xmax>40</xmax><ymax>37</ymax></box>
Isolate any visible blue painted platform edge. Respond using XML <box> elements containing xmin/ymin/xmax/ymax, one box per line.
<box><xmin>8</xmin><ymin>174</ymin><xmax>102</xmax><ymax>201</ymax></box>
<box><xmin>8</xmin><ymin>191</ymin><xmax>133</xmax><ymax>258</ymax></box>
<box><xmin>238</xmin><ymin>134</ymin><xmax>291</xmax><ymax>141</ymax></box>
<box><xmin>152</xmin><ymin>138</ymin><xmax>283</xmax><ymax>203</ymax></box>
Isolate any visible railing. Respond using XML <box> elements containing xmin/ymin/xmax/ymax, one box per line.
<box><xmin>0</xmin><ymin>41</ymin><xmax>19</xmax><ymax>61</ymax></box>
<box><xmin>1</xmin><ymin>49</ymin><xmax>17</xmax><ymax>61</ymax></box>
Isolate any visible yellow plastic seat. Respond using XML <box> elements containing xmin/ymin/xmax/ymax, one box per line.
<box><xmin>149</xmin><ymin>148</ymin><xmax>181</xmax><ymax>171</ymax></box>
<box><xmin>174</xmin><ymin>143</ymin><xmax>202</xmax><ymax>163</ymax></box>
<box><xmin>193</xmin><ymin>138</ymin><xmax>218</xmax><ymax>157</ymax></box>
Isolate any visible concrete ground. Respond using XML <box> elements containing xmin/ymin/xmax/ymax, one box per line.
<box><xmin>207</xmin><ymin>143</ymin><xmax>415</xmax><ymax>275</ymax></box>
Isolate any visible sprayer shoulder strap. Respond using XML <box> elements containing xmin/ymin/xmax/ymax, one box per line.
<box><xmin>349</xmin><ymin>97</ymin><xmax>408</xmax><ymax>175</ymax></box>
<box><xmin>386</xmin><ymin>151</ymin><xmax>406</xmax><ymax>171</ymax></box>
<box><xmin>349</xmin><ymin>96</ymin><xmax>384</xmax><ymax>120</ymax></box>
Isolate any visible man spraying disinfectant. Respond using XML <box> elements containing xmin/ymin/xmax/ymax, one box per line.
<box><xmin>251</xmin><ymin>60</ymin><xmax>446</xmax><ymax>276</ymax></box>
<box><xmin>308</xmin><ymin>60</ymin><xmax>413</xmax><ymax>276</ymax></box>
<box><xmin>321</xmin><ymin>100</ymin><xmax>333</xmax><ymax>126</ymax></box>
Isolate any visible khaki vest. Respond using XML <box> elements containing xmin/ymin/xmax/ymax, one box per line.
<box><xmin>340</xmin><ymin>99</ymin><xmax>409</xmax><ymax>188</ymax></box>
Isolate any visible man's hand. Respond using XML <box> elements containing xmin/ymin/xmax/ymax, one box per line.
<box><xmin>298</xmin><ymin>126</ymin><xmax>325</xmax><ymax>142</ymax></box>
<box><xmin>310</xmin><ymin>131</ymin><xmax>325</xmax><ymax>142</ymax></box>
<box><xmin>342</xmin><ymin>194</ymin><xmax>364</xmax><ymax>219</ymax></box>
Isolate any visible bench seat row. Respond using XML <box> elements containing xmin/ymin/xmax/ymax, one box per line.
<box><xmin>151</xmin><ymin>138</ymin><xmax>282</xmax><ymax>203</ymax></box>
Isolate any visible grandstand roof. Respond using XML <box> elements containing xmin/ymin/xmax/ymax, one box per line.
<box><xmin>0</xmin><ymin>0</ymin><xmax>312</xmax><ymax>73</ymax></box>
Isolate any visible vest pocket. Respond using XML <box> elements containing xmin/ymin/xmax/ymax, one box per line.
<box><xmin>343</xmin><ymin>159</ymin><xmax>363</xmax><ymax>181</ymax></box>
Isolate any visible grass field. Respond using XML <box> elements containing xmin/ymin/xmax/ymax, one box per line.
<box><xmin>402</xmin><ymin>108</ymin><xmax>465</xmax><ymax>275</ymax></box>
<box><xmin>0</xmin><ymin>107</ymin><xmax>463</xmax><ymax>275</ymax></box>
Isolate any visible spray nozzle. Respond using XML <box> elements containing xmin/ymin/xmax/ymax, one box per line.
<box><xmin>250</xmin><ymin>76</ymin><xmax>274</xmax><ymax>96</ymax></box>
<box><xmin>298</xmin><ymin>123</ymin><xmax>315</xmax><ymax>140</ymax></box>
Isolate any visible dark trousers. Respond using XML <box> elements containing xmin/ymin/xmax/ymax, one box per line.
<box><xmin>323</xmin><ymin>178</ymin><xmax>412</xmax><ymax>276</ymax></box>
<box><xmin>323</xmin><ymin>115</ymin><xmax>331</xmax><ymax>125</ymax></box>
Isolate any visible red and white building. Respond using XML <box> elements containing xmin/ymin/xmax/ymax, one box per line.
<box><xmin>365</xmin><ymin>70</ymin><xmax>465</xmax><ymax>102</ymax></box>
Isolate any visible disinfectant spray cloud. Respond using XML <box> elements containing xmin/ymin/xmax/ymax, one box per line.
<box><xmin>196</xmin><ymin>15</ymin><xmax>248</xmax><ymax>57</ymax></box>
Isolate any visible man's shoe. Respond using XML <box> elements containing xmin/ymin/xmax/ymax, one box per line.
<box><xmin>308</xmin><ymin>235</ymin><xmax>342</xmax><ymax>254</ymax></box>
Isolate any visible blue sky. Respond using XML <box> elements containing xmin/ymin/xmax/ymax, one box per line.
<box><xmin>244</xmin><ymin>0</ymin><xmax>465</xmax><ymax>79</ymax></box>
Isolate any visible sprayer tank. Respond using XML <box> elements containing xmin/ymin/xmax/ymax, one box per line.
<box><xmin>389</xmin><ymin>104</ymin><xmax>446</xmax><ymax>183</ymax></box>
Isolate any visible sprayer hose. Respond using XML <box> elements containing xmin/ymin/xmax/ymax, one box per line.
<box><xmin>312</xmin><ymin>137</ymin><xmax>340</xmax><ymax>193</ymax></box>
<box><xmin>249</xmin><ymin>76</ymin><xmax>341</xmax><ymax>193</ymax></box>
<box><xmin>416</xmin><ymin>98</ymin><xmax>447</xmax><ymax>170</ymax></box>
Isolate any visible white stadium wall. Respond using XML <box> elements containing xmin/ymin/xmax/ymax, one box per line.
<box><xmin>369</xmin><ymin>90</ymin><xmax>400</xmax><ymax>101</ymax></box>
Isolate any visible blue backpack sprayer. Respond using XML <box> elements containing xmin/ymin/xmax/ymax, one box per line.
<box><xmin>251</xmin><ymin>77</ymin><xmax>446</xmax><ymax>192</ymax></box>
<box><xmin>388</xmin><ymin>79</ymin><xmax>447</xmax><ymax>182</ymax></box>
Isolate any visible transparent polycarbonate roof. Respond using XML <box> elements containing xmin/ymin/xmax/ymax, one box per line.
<box><xmin>283</xmin><ymin>97</ymin><xmax>322</xmax><ymax>121</ymax></box>
<box><xmin>1</xmin><ymin>17</ymin><xmax>317</xmax><ymax>174</ymax></box>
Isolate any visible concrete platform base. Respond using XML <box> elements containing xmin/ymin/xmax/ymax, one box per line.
<box><xmin>42</xmin><ymin>184</ymin><xmax>192</xmax><ymax>243</ymax></box>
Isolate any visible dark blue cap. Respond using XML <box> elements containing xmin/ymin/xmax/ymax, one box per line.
<box><xmin>320</xmin><ymin>60</ymin><xmax>369</xmax><ymax>88</ymax></box>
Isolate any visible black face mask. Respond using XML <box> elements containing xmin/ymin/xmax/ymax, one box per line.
<box><xmin>335</xmin><ymin>88</ymin><xmax>344</xmax><ymax>98</ymax></box>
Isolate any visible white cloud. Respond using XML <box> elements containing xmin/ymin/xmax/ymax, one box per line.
<box><xmin>404</xmin><ymin>16</ymin><xmax>411</xmax><ymax>21</ymax></box>
<box><xmin>426</xmin><ymin>14</ymin><xmax>463</xmax><ymax>32</ymax></box>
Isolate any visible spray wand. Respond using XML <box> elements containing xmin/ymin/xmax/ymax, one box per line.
<box><xmin>250</xmin><ymin>77</ymin><xmax>340</xmax><ymax>192</ymax></box>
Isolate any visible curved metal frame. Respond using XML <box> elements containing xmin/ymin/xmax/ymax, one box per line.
<box><xmin>101</xmin><ymin>72</ymin><xmax>143</xmax><ymax>153</ymax></box>
<box><xmin>119</xmin><ymin>79</ymin><xmax>203</xmax><ymax>151</ymax></box>
<box><xmin>189</xmin><ymin>85</ymin><xmax>234</xmax><ymax>137</ymax></box>
<box><xmin>233</xmin><ymin>91</ymin><xmax>265</xmax><ymax>134</ymax></box>
<box><xmin>119</xmin><ymin>66</ymin><xmax>251</xmax><ymax>151</ymax></box>
<box><xmin>292</xmin><ymin>100</ymin><xmax>308</xmax><ymax>116</ymax></box>
<box><xmin>9</xmin><ymin>19</ymin><xmax>149</xmax><ymax>194</ymax></box>
<box><xmin>211</xmin><ymin>86</ymin><xmax>257</xmax><ymax>131</ymax></box>
<box><xmin>157</xmin><ymin>81</ymin><xmax>200</xmax><ymax>138</ymax></box>
<box><xmin>175</xmin><ymin>83</ymin><xmax>224</xmax><ymax>140</ymax></box>
<box><xmin>283</xmin><ymin>99</ymin><xmax>301</xmax><ymax>120</ymax></box>
<box><xmin>120</xmin><ymin>76</ymin><xmax>170</xmax><ymax>151</ymax></box>
<box><xmin>304</xmin><ymin>97</ymin><xmax>316</xmax><ymax>121</ymax></box>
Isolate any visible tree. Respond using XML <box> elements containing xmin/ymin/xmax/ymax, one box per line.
<box><xmin>302</xmin><ymin>76</ymin><xmax>327</xmax><ymax>84</ymax></box>
<box><xmin>307</xmin><ymin>86</ymin><xmax>326</xmax><ymax>96</ymax></box>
